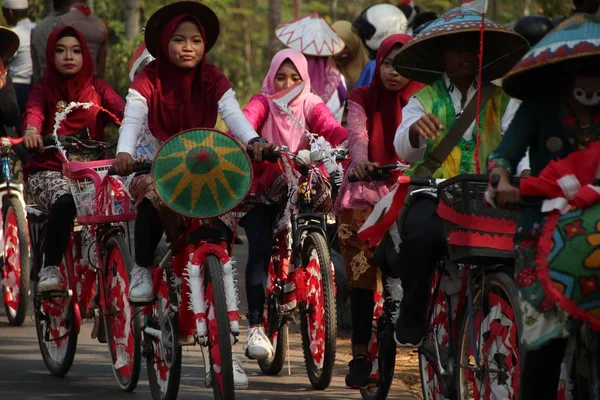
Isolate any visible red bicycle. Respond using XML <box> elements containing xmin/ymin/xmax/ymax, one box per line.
<box><xmin>30</xmin><ymin>135</ymin><xmax>141</xmax><ymax>391</ymax></box>
<box><xmin>0</xmin><ymin>137</ymin><xmax>31</xmax><ymax>326</ymax></box>
<box><xmin>134</xmin><ymin>128</ymin><xmax>250</xmax><ymax>400</ymax></box>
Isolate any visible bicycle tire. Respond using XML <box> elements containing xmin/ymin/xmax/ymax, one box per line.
<box><xmin>258</xmin><ymin>292</ymin><xmax>288</xmax><ymax>375</ymax></box>
<box><xmin>145</xmin><ymin>266</ymin><xmax>182</xmax><ymax>400</ymax></box>
<box><xmin>360</xmin><ymin>290</ymin><xmax>398</xmax><ymax>400</ymax></box>
<box><xmin>299</xmin><ymin>231</ymin><xmax>337</xmax><ymax>390</ymax></box>
<box><xmin>456</xmin><ymin>270</ymin><xmax>522</xmax><ymax>400</ymax></box>
<box><xmin>103</xmin><ymin>233</ymin><xmax>141</xmax><ymax>392</ymax></box>
<box><xmin>419</xmin><ymin>269</ymin><xmax>455</xmax><ymax>400</ymax></box>
<box><xmin>33</xmin><ymin>255</ymin><xmax>78</xmax><ymax>377</ymax></box>
<box><xmin>2</xmin><ymin>197</ymin><xmax>30</xmax><ymax>325</ymax></box>
<box><xmin>205</xmin><ymin>254</ymin><xmax>235</xmax><ymax>399</ymax></box>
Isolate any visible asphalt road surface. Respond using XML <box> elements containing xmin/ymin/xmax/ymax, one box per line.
<box><xmin>0</xmin><ymin>228</ymin><xmax>422</xmax><ymax>399</ymax></box>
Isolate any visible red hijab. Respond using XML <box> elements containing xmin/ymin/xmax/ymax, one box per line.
<box><xmin>43</xmin><ymin>26</ymin><xmax>101</xmax><ymax>136</ymax></box>
<box><xmin>131</xmin><ymin>15</ymin><xmax>231</xmax><ymax>141</ymax></box>
<box><xmin>349</xmin><ymin>34</ymin><xmax>424</xmax><ymax>165</ymax></box>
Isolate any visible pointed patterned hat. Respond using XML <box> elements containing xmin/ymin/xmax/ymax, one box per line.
<box><xmin>276</xmin><ymin>13</ymin><xmax>345</xmax><ymax>56</ymax></box>
<box><xmin>503</xmin><ymin>13</ymin><xmax>600</xmax><ymax>100</ymax></box>
<box><xmin>392</xmin><ymin>7</ymin><xmax>528</xmax><ymax>84</ymax></box>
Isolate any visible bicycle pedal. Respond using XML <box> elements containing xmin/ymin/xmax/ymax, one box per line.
<box><xmin>129</xmin><ymin>297</ymin><xmax>156</xmax><ymax>306</ymax></box>
<box><xmin>40</xmin><ymin>289</ymin><xmax>71</xmax><ymax>299</ymax></box>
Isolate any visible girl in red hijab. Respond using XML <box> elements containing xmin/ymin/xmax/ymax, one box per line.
<box><xmin>21</xmin><ymin>26</ymin><xmax>124</xmax><ymax>293</ymax></box>
<box><xmin>112</xmin><ymin>4</ymin><xmax>267</xmax><ymax>388</ymax></box>
<box><xmin>334</xmin><ymin>34</ymin><xmax>424</xmax><ymax>389</ymax></box>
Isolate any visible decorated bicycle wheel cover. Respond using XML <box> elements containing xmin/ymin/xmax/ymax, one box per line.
<box><xmin>153</xmin><ymin>129</ymin><xmax>252</xmax><ymax>218</ymax></box>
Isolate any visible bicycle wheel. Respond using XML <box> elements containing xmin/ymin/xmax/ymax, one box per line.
<box><xmin>456</xmin><ymin>271</ymin><xmax>522</xmax><ymax>400</ymax></box>
<box><xmin>205</xmin><ymin>254</ymin><xmax>235</xmax><ymax>399</ymax></box>
<box><xmin>360</xmin><ymin>291</ymin><xmax>397</xmax><ymax>400</ymax></box>
<box><xmin>2</xmin><ymin>196</ymin><xmax>30</xmax><ymax>325</ymax></box>
<box><xmin>258</xmin><ymin>290</ymin><xmax>288</xmax><ymax>376</ymax></box>
<box><xmin>144</xmin><ymin>267</ymin><xmax>182</xmax><ymax>400</ymax></box>
<box><xmin>299</xmin><ymin>231</ymin><xmax>337</xmax><ymax>390</ymax></box>
<box><xmin>33</xmin><ymin>254</ymin><xmax>78</xmax><ymax>377</ymax></box>
<box><xmin>103</xmin><ymin>233</ymin><xmax>141</xmax><ymax>392</ymax></box>
<box><xmin>419</xmin><ymin>269</ymin><xmax>455</xmax><ymax>400</ymax></box>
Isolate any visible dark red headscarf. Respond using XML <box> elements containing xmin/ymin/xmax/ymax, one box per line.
<box><xmin>43</xmin><ymin>26</ymin><xmax>101</xmax><ymax>136</ymax></box>
<box><xmin>350</xmin><ymin>34</ymin><xmax>424</xmax><ymax>165</ymax></box>
<box><xmin>131</xmin><ymin>14</ymin><xmax>232</xmax><ymax>141</ymax></box>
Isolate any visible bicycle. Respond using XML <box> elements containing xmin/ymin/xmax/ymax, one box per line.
<box><xmin>130</xmin><ymin>128</ymin><xmax>251</xmax><ymax>400</ymax></box>
<box><xmin>29</xmin><ymin>135</ymin><xmax>142</xmax><ymax>392</ymax></box>
<box><xmin>0</xmin><ymin>137</ymin><xmax>31</xmax><ymax>326</ymax></box>
<box><xmin>356</xmin><ymin>167</ymin><xmax>523</xmax><ymax>400</ymax></box>
<box><xmin>249</xmin><ymin>147</ymin><xmax>340</xmax><ymax>390</ymax></box>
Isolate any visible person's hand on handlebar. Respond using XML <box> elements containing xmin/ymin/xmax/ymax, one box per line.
<box><xmin>247</xmin><ymin>137</ymin><xmax>277</xmax><ymax>162</ymax></box>
<box><xmin>350</xmin><ymin>160</ymin><xmax>379</xmax><ymax>181</ymax></box>
<box><xmin>23</xmin><ymin>128</ymin><xmax>44</xmax><ymax>151</ymax></box>
<box><xmin>489</xmin><ymin>168</ymin><xmax>521</xmax><ymax>208</ymax></box>
<box><xmin>112</xmin><ymin>152</ymin><xmax>134</xmax><ymax>176</ymax></box>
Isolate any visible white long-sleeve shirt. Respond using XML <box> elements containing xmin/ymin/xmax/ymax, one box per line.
<box><xmin>393</xmin><ymin>74</ymin><xmax>529</xmax><ymax>175</ymax></box>
<box><xmin>117</xmin><ymin>88</ymin><xmax>258</xmax><ymax>157</ymax></box>
<box><xmin>9</xmin><ymin>18</ymin><xmax>36</xmax><ymax>85</ymax></box>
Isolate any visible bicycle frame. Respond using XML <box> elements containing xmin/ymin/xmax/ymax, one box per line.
<box><xmin>0</xmin><ymin>142</ymin><xmax>26</xmax><ymax>259</ymax></box>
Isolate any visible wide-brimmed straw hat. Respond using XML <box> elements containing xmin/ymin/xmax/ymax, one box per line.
<box><xmin>392</xmin><ymin>7</ymin><xmax>529</xmax><ymax>84</ymax></box>
<box><xmin>0</xmin><ymin>27</ymin><xmax>19</xmax><ymax>61</ymax></box>
<box><xmin>503</xmin><ymin>13</ymin><xmax>600</xmax><ymax>100</ymax></box>
<box><xmin>144</xmin><ymin>1</ymin><xmax>220</xmax><ymax>58</ymax></box>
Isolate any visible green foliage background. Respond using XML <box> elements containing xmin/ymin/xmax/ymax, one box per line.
<box><xmin>2</xmin><ymin>0</ymin><xmax>575</xmax><ymax>107</ymax></box>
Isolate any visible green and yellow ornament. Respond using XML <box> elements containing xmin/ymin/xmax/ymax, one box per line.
<box><xmin>153</xmin><ymin>129</ymin><xmax>252</xmax><ymax>218</ymax></box>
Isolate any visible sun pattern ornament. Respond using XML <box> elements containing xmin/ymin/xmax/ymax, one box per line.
<box><xmin>153</xmin><ymin>129</ymin><xmax>252</xmax><ymax>218</ymax></box>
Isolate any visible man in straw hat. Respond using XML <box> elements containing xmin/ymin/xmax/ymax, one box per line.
<box><xmin>388</xmin><ymin>7</ymin><xmax>529</xmax><ymax>345</ymax></box>
<box><xmin>488</xmin><ymin>13</ymin><xmax>600</xmax><ymax>400</ymax></box>
<box><xmin>0</xmin><ymin>26</ymin><xmax>20</xmax><ymax>138</ymax></box>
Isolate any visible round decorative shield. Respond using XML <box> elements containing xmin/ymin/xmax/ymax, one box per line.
<box><xmin>153</xmin><ymin>129</ymin><xmax>252</xmax><ymax>218</ymax></box>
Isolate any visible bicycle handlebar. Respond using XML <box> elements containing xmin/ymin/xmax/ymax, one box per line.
<box><xmin>348</xmin><ymin>164</ymin><xmax>404</xmax><ymax>183</ymax></box>
<box><xmin>108</xmin><ymin>161</ymin><xmax>153</xmax><ymax>176</ymax></box>
<box><xmin>43</xmin><ymin>135</ymin><xmax>115</xmax><ymax>151</ymax></box>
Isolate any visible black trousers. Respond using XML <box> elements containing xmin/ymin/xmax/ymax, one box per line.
<box><xmin>519</xmin><ymin>339</ymin><xmax>567</xmax><ymax>400</ymax></box>
<box><xmin>394</xmin><ymin>195</ymin><xmax>447</xmax><ymax>343</ymax></box>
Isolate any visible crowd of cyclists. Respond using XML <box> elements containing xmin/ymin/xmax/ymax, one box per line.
<box><xmin>1</xmin><ymin>0</ymin><xmax>600</xmax><ymax>398</ymax></box>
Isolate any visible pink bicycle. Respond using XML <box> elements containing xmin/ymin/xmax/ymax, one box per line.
<box><xmin>30</xmin><ymin>135</ymin><xmax>142</xmax><ymax>391</ymax></box>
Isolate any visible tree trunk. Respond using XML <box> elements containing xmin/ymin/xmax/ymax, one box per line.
<box><xmin>239</xmin><ymin>0</ymin><xmax>252</xmax><ymax>83</ymax></box>
<box><xmin>268</xmin><ymin>0</ymin><xmax>282</xmax><ymax>59</ymax></box>
<box><xmin>293</xmin><ymin>0</ymin><xmax>300</xmax><ymax>18</ymax></box>
<box><xmin>44</xmin><ymin>0</ymin><xmax>54</xmax><ymax>17</ymax></box>
<box><xmin>125</xmin><ymin>0</ymin><xmax>141</xmax><ymax>41</ymax></box>
<box><xmin>329</xmin><ymin>0</ymin><xmax>338</xmax><ymax>20</ymax></box>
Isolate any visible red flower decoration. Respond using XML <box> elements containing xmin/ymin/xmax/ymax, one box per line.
<box><xmin>579</xmin><ymin>276</ymin><xmax>599</xmax><ymax>296</ymax></box>
<box><xmin>562</xmin><ymin>115</ymin><xmax>577</xmax><ymax>128</ymax></box>
<box><xmin>563</xmin><ymin>220</ymin><xmax>585</xmax><ymax>239</ymax></box>
<box><xmin>538</xmin><ymin>296</ymin><xmax>556</xmax><ymax>312</ymax></box>
<box><xmin>593</xmin><ymin>113</ymin><xmax>600</xmax><ymax>125</ymax></box>
<box><xmin>517</xmin><ymin>267</ymin><xmax>537</xmax><ymax>288</ymax></box>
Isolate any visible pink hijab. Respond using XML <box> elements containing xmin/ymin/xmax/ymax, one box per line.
<box><xmin>260</xmin><ymin>49</ymin><xmax>323</xmax><ymax>152</ymax></box>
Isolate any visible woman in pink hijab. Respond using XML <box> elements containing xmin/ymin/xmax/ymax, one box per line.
<box><xmin>240</xmin><ymin>48</ymin><xmax>347</xmax><ymax>360</ymax></box>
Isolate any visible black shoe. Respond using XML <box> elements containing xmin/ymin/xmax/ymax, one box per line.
<box><xmin>394</xmin><ymin>311</ymin><xmax>425</xmax><ymax>346</ymax></box>
<box><xmin>345</xmin><ymin>355</ymin><xmax>372</xmax><ymax>389</ymax></box>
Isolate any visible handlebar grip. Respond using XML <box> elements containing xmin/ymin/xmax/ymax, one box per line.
<box><xmin>108</xmin><ymin>161</ymin><xmax>152</xmax><ymax>176</ymax></box>
<box><xmin>491</xmin><ymin>173</ymin><xmax>500</xmax><ymax>188</ymax></box>
<box><xmin>348</xmin><ymin>174</ymin><xmax>359</xmax><ymax>183</ymax></box>
<box><xmin>262</xmin><ymin>150</ymin><xmax>281</xmax><ymax>163</ymax></box>
<box><xmin>42</xmin><ymin>135</ymin><xmax>58</xmax><ymax>147</ymax></box>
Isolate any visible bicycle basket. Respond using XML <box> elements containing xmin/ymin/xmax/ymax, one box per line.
<box><xmin>63</xmin><ymin>160</ymin><xmax>136</xmax><ymax>224</ymax></box>
<box><xmin>437</xmin><ymin>174</ymin><xmax>519</xmax><ymax>265</ymax></box>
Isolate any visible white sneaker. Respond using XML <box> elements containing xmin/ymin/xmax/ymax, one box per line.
<box><xmin>129</xmin><ymin>266</ymin><xmax>153</xmax><ymax>303</ymax></box>
<box><xmin>245</xmin><ymin>326</ymin><xmax>274</xmax><ymax>360</ymax></box>
<box><xmin>37</xmin><ymin>265</ymin><xmax>62</xmax><ymax>292</ymax></box>
<box><xmin>233</xmin><ymin>357</ymin><xmax>248</xmax><ymax>389</ymax></box>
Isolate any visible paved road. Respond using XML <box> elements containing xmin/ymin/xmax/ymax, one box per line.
<box><xmin>0</xmin><ymin>229</ymin><xmax>422</xmax><ymax>399</ymax></box>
